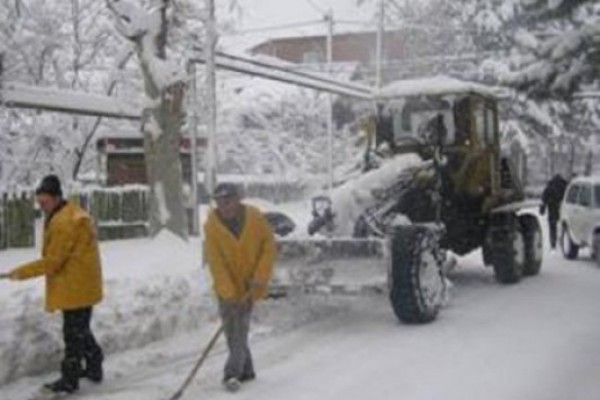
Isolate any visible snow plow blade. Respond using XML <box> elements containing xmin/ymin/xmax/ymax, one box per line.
<box><xmin>269</xmin><ymin>238</ymin><xmax>390</xmax><ymax>297</ymax></box>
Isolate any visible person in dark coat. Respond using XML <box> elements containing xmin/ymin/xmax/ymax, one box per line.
<box><xmin>540</xmin><ymin>174</ymin><xmax>568</xmax><ymax>249</ymax></box>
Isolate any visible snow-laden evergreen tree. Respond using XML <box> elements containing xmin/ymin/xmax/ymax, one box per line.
<box><xmin>507</xmin><ymin>0</ymin><xmax>599</xmax><ymax>97</ymax></box>
<box><xmin>356</xmin><ymin>0</ymin><xmax>600</xmax><ymax>180</ymax></box>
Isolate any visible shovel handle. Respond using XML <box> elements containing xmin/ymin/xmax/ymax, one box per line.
<box><xmin>167</xmin><ymin>292</ymin><xmax>253</xmax><ymax>400</ymax></box>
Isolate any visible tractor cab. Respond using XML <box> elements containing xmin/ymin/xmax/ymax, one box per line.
<box><xmin>370</xmin><ymin>76</ymin><xmax>520</xmax><ymax>206</ymax></box>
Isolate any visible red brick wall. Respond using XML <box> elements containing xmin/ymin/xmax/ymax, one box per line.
<box><xmin>251</xmin><ymin>31</ymin><xmax>405</xmax><ymax>65</ymax></box>
<box><xmin>99</xmin><ymin>137</ymin><xmax>206</xmax><ymax>187</ymax></box>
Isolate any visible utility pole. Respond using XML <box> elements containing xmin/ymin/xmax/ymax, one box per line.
<box><xmin>187</xmin><ymin>61</ymin><xmax>200</xmax><ymax>235</ymax></box>
<box><xmin>0</xmin><ymin>53</ymin><xmax>4</xmax><ymax>186</ymax></box>
<box><xmin>325</xmin><ymin>10</ymin><xmax>334</xmax><ymax>193</ymax></box>
<box><xmin>375</xmin><ymin>0</ymin><xmax>384</xmax><ymax>88</ymax></box>
<box><xmin>0</xmin><ymin>53</ymin><xmax>4</xmax><ymax>102</ymax></box>
<box><xmin>205</xmin><ymin>0</ymin><xmax>217</xmax><ymax>197</ymax></box>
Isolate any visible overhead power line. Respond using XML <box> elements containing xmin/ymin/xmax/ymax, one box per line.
<box><xmin>223</xmin><ymin>19</ymin><xmax>324</xmax><ymax>36</ymax></box>
<box><xmin>336</xmin><ymin>19</ymin><xmax>375</xmax><ymax>27</ymax></box>
<box><xmin>305</xmin><ymin>0</ymin><xmax>327</xmax><ymax>15</ymax></box>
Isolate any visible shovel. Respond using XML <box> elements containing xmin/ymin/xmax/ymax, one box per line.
<box><xmin>167</xmin><ymin>293</ymin><xmax>252</xmax><ymax>400</ymax></box>
<box><xmin>167</xmin><ymin>323</ymin><xmax>225</xmax><ymax>400</ymax></box>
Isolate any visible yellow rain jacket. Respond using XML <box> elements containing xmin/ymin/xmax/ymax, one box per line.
<box><xmin>11</xmin><ymin>202</ymin><xmax>103</xmax><ymax>312</ymax></box>
<box><xmin>204</xmin><ymin>205</ymin><xmax>276</xmax><ymax>301</ymax></box>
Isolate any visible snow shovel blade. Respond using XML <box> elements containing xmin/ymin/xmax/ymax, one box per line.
<box><xmin>269</xmin><ymin>238</ymin><xmax>390</xmax><ymax>296</ymax></box>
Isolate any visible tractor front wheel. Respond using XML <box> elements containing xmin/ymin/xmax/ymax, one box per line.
<box><xmin>389</xmin><ymin>225</ymin><xmax>446</xmax><ymax>324</ymax></box>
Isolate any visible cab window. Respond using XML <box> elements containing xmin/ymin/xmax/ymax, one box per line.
<box><xmin>474</xmin><ymin>101</ymin><xmax>486</xmax><ymax>145</ymax></box>
<box><xmin>485</xmin><ymin>107</ymin><xmax>496</xmax><ymax>145</ymax></box>
<box><xmin>579</xmin><ymin>185</ymin><xmax>592</xmax><ymax>207</ymax></box>
<box><xmin>454</xmin><ymin>98</ymin><xmax>470</xmax><ymax>145</ymax></box>
<box><xmin>565</xmin><ymin>185</ymin><xmax>580</xmax><ymax>204</ymax></box>
<box><xmin>392</xmin><ymin>99</ymin><xmax>455</xmax><ymax>145</ymax></box>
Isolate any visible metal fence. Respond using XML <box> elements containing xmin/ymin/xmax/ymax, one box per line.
<box><xmin>0</xmin><ymin>191</ymin><xmax>35</xmax><ymax>250</ymax></box>
<box><xmin>0</xmin><ymin>177</ymin><xmax>304</xmax><ymax>250</ymax></box>
<box><xmin>74</xmin><ymin>186</ymin><xmax>149</xmax><ymax>241</ymax></box>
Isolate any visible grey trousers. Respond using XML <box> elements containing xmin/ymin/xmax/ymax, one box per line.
<box><xmin>218</xmin><ymin>300</ymin><xmax>255</xmax><ymax>380</ymax></box>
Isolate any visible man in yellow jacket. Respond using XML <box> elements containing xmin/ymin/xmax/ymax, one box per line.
<box><xmin>204</xmin><ymin>183</ymin><xmax>276</xmax><ymax>392</ymax></box>
<box><xmin>6</xmin><ymin>175</ymin><xmax>104</xmax><ymax>395</ymax></box>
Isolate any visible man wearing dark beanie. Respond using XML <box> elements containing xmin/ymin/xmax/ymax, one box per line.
<box><xmin>5</xmin><ymin>175</ymin><xmax>105</xmax><ymax>395</ymax></box>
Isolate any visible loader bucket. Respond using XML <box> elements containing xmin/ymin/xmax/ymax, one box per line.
<box><xmin>269</xmin><ymin>238</ymin><xmax>390</xmax><ymax>297</ymax></box>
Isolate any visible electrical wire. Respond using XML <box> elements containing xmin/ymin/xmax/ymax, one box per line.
<box><xmin>305</xmin><ymin>0</ymin><xmax>327</xmax><ymax>15</ymax></box>
<box><xmin>222</xmin><ymin>19</ymin><xmax>324</xmax><ymax>36</ymax></box>
<box><xmin>336</xmin><ymin>19</ymin><xmax>375</xmax><ymax>27</ymax></box>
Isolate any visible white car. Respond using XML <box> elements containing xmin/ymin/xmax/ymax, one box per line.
<box><xmin>560</xmin><ymin>176</ymin><xmax>600</xmax><ymax>264</ymax></box>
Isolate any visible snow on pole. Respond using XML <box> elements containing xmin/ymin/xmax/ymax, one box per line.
<box><xmin>190</xmin><ymin>50</ymin><xmax>373</xmax><ymax>99</ymax></box>
<box><xmin>0</xmin><ymin>52</ymin><xmax>3</xmax><ymax>104</ymax></box>
<box><xmin>375</xmin><ymin>0</ymin><xmax>384</xmax><ymax>89</ymax></box>
<box><xmin>188</xmin><ymin>61</ymin><xmax>200</xmax><ymax>236</ymax></box>
<box><xmin>205</xmin><ymin>0</ymin><xmax>218</xmax><ymax>196</ymax></box>
<box><xmin>326</xmin><ymin>11</ymin><xmax>334</xmax><ymax>195</ymax></box>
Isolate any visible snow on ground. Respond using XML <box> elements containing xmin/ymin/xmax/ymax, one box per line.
<box><xmin>0</xmin><ymin>231</ymin><xmax>209</xmax><ymax>386</ymax></box>
<box><xmin>2</xmin><ymin>214</ymin><xmax>600</xmax><ymax>400</ymax></box>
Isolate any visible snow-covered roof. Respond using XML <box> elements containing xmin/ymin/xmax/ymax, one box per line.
<box><xmin>571</xmin><ymin>175</ymin><xmax>600</xmax><ymax>186</ymax></box>
<box><xmin>376</xmin><ymin>76</ymin><xmax>501</xmax><ymax>100</ymax></box>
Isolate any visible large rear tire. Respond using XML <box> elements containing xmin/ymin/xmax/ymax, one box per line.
<box><xmin>389</xmin><ymin>225</ymin><xmax>445</xmax><ymax>324</ymax></box>
<box><xmin>489</xmin><ymin>213</ymin><xmax>524</xmax><ymax>284</ymax></box>
<box><xmin>520</xmin><ymin>214</ymin><xmax>543</xmax><ymax>277</ymax></box>
<box><xmin>561</xmin><ymin>224</ymin><xmax>579</xmax><ymax>260</ymax></box>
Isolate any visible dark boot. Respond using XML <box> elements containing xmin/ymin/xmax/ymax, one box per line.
<box><xmin>45</xmin><ymin>359</ymin><xmax>80</xmax><ymax>394</ymax></box>
<box><xmin>240</xmin><ymin>372</ymin><xmax>256</xmax><ymax>382</ymax></box>
<box><xmin>82</xmin><ymin>348</ymin><xmax>104</xmax><ymax>383</ymax></box>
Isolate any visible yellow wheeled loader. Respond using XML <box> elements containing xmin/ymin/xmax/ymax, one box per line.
<box><xmin>271</xmin><ymin>77</ymin><xmax>543</xmax><ymax>324</ymax></box>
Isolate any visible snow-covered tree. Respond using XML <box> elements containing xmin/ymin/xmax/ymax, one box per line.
<box><xmin>0</xmin><ymin>0</ymin><xmax>133</xmax><ymax>185</ymax></box>
<box><xmin>213</xmin><ymin>75</ymin><xmax>366</xmax><ymax>187</ymax></box>
<box><xmin>507</xmin><ymin>0</ymin><xmax>599</xmax><ymax>97</ymax></box>
<box><xmin>107</xmin><ymin>0</ymin><xmax>189</xmax><ymax>238</ymax></box>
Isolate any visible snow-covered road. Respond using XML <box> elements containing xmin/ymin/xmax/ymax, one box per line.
<box><xmin>3</xmin><ymin>243</ymin><xmax>600</xmax><ymax>400</ymax></box>
<box><xmin>189</xmin><ymin>249</ymin><xmax>600</xmax><ymax>400</ymax></box>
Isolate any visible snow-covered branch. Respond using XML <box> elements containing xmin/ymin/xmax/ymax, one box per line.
<box><xmin>107</xmin><ymin>0</ymin><xmax>183</xmax><ymax>94</ymax></box>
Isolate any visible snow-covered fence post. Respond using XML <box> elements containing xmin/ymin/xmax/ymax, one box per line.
<box><xmin>107</xmin><ymin>0</ymin><xmax>188</xmax><ymax>239</ymax></box>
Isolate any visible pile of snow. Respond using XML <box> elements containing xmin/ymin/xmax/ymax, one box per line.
<box><xmin>328</xmin><ymin>154</ymin><xmax>426</xmax><ymax>236</ymax></box>
<box><xmin>0</xmin><ymin>232</ymin><xmax>211</xmax><ymax>385</ymax></box>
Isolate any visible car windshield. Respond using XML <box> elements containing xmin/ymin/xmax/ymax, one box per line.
<box><xmin>595</xmin><ymin>185</ymin><xmax>600</xmax><ymax>208</ymax></box>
